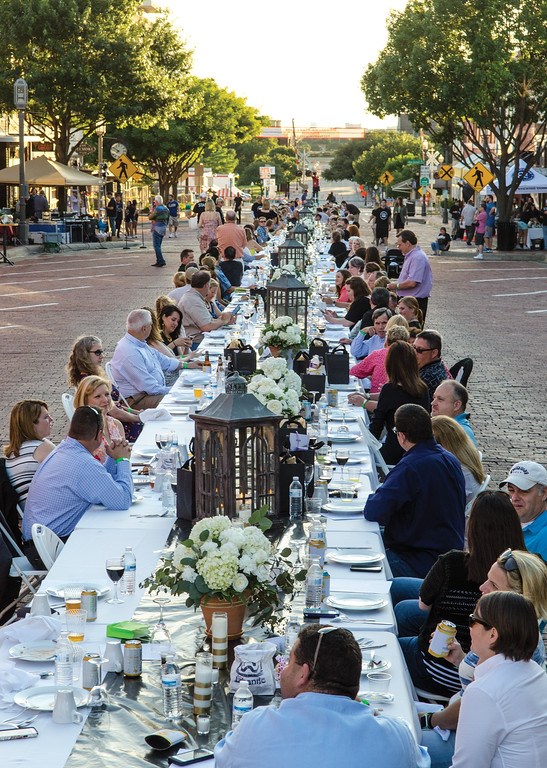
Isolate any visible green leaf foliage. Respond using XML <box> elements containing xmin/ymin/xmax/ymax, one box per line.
<box><xmin>352</xmin><ymin>132</ymin><xmax>422</xmax><ymax>189</ymax></box>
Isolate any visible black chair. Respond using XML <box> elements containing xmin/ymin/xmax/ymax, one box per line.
<box><xmin>449</xmin><ymin>358</ymin><xmax>473</xmax><ymax>387</ymax></box>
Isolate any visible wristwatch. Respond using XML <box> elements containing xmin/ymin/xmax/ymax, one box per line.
<box><xmin>419</xmin><ymin>712</ymin><xmax>433</xmax><ymax>730</ymax></box>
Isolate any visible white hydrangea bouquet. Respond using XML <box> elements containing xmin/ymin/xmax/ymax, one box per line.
<box><xmin>247</xmin><ymin>357</ymin><xmax>303</xmax><ymax>417</ymax></box>
<box><xmin>144</xmin><ymin>509</ymin><xmax>305</xmax><ymax>629</ymax></box>
<box><xmin>271</xmin><ymin>264</ymin><xmax>306</xmax><ymax>282</ymax></box>
<box><xmin>258</xmin><ymin>314</ymin><xmax>305</xmax><ymax>352</ymax></box>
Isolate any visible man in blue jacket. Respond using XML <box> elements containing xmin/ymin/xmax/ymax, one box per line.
<box><xmin>365</xmin><ymin>404</ymin><xmax>466</xmax><ymax>578</ymax></box>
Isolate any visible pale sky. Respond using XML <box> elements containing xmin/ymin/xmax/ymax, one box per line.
<box><xmin>165</xmin><ymin>0</ymin><xmax>408</xmax><ymax>128</ymax></box>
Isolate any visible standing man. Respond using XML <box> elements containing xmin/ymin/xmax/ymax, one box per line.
<box><xmin>215</xmin><ymin>624</ymin><xmax>429</xmax><ymax>768</ymax></box>
<box><xmin>460</xmin><ymin>199</ymin><xmax>477</xmax><ymax>246</ymax></box>
<box><xmin>449</xmin><ymin>200</ymin><xmax>463</xmax><ymax>239</ymax></box>
<box><xmin>233</xmin><ymin>191</ymin><xmax>243</xmax><ymax>223</ymax></box>
<box><xmin>500</xmin><ymin>461</ymin><xmax>547</xmax><ymax>561</ymax></box>
<box><xmin>167</xmin><ymin>194</ymin><xmax>180</xmax><ymax>238</ymax></box>
<box><xmin>106</xmin><ymin>194</ymin><xmax>117</xmax><ymax>240</ymax></box>
<box><xmin>484</xmin><ymin>195</ymin><xmax>497</xmax><ymax>253</ymax></box>
<box><xmin>115</xmin><ymin>192</ymin><xmax>124</xmax><ymax>238</ymax></box>
<box><xmin>216</xmin><ymin>210</ymin><xmax>247</xmax><ymax>258</ymax></box>
<box><xmin>311</xmin><ymin>171</ymin><xmax>320</xmax><ymax>202</ymax></box>
<box><xmin>387</xmin><ymin>230</ymin><xmax>433</xmax><ymax>321</ymax></box>
<box><xmin>364</xmin><ymin>404</ymin><xmax>466</xmax><ymax>578</ymax></box>
<box><xmin>369</xmin><ymin>200</ymin><xmax>392</xmax><ymax>245</ymax></box>
<box><xmin>148</xmin><ymin>195</ymin><xmax>169</xmax><ymax>267</ymax></box>
<box><xmin>192</xmin><ymin>193</ymin><xmax>207</xmax><ymax>222</ymax></box>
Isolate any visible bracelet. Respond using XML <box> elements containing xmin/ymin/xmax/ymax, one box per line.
<box><xmin>396</xmin><ymin>282</ymin><xmax>400</xmax><ymax>290</ymax></box>
<box><xmin>127</xmin><ymin>407</ymin><xmax>133</xmax><ymax>413</ymax></box>
<box><xmin>115</xmin><ymin>457</ymin><xmax>130</xmax><ymax>463</ymax></box>
<box><xmin>183</xmin><ymin>362</ymin><xmax>188</xmax><ymax>370</ymax></box>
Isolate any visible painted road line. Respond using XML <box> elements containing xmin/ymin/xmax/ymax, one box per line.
<box><xmin>526</xmin><ymin>309</ymin><xmax>547</xmax><ymax>314</ymax></box>
<box><xmin>451</xmin><ymin>267</ymin><xmax>547</xmax><ymax>272</ymax></box>
<box><xmin>471</xmin><ymin>276</ymin><xmax>547</xmax><ymax>283</ymax></box>
<box><xmin>1</xmin><ymin>286</ymin><xmax>91</xmax><ymax>298</ymax></box>
<box><xmin>0</xmin><ymin>325</ymin><xmax>20</xmax><ymax>330</ymax></box>
<box><xmin>0</xmin><ymin>274</ymin><xmax>116</xmax><ymax>287</ymax></box>
<box><xmin>0</xmin><ymin>262</ymin><xmax>137</xmax><ymax>279</ymax></box>
<box><xmin>0</xmin><ymin>302</ymin><xmax>58</xmax><ymax>311</ymax></box>
<box><xmin>492</xmin><ymin>290</ymin><xmax>547</xmax><ymax>297</ymax></box>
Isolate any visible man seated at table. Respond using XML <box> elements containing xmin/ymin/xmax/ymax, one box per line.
<box><xmin>364</xmin><ymin>404</ymin><xmax>465</xmax><ymax>578</ymax></box>
<box><xmin>431</xmin><ymin>380</ymin><xmax>477</xmax><ymax>445</ymax></box>
<box><xmin>217</xmin><ymin>245</ymin><xmax>243</xmax><ymax>288</ymax></box>
<box><xmin>414</xmin><ymin>330</ymin><xmax>451</xmax><ymax>402</ymax></box>
<box><xmin>111</xmin><ymin>309</ymin><xmax>184</xmax><ymax>409</ymax></box>
<box><xmin>22</xmin><ymin>406</ymin><xmax>132</xmax><ymax>568</ymax></box>
<box><xmin>214</xmin><ymin>624</ymin><xmax>429</xmax><ymax>768</ymax></box>
<box><xmin>179</xmin><ymin>270</ymin><xmax>235</xmax><ymax>346</ymax></box>
<box><xmin>500</xmin><ymin>460</ymin><xmax>547</xmax><ymax>561</ymax></box>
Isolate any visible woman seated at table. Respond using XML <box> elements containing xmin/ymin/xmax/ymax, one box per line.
<box><xmin>431</xmin><ymin>416</ymin><xmax>486</xmax><ymax>507</ymax></box>
<box><xmin>364</xmin><ymin>245</ymin><xmax>381</xmax><ymax>265</ymax></box>
<box><xmin>350</xmin><ymin>307</ymin><xmax>391</xmax><ymax>360</ymax></box>
<box><xmin>323</xmin><ymin>276</ymin><xmax>370</xmax><ymax>329</ymax></box>
<box><xmin>243</xmin><ymin>225</ymin><xmax>265</xmax><ymax>257</ymax></box>
<box><xmin>348</xmin><ymin>324</ymin><xmax>410</xmax><ymax>411</ymax></box>
<box><xmin>328</xmin><ymin>230</ymin><xmax>349</xmax><ymax>268</ymax></box>
<box><xmin>364</xmin><ymin>261</ymin><xmax>383</xmax><ymax>292</ymax></box>
<box><xmin>4</xmin><ymin>400</ymin><xmax>55</xmax><ymax>509</ymax></box>
<box><xmin>419</xmin><ymin>547</ymin><xmax>547</xmax><ymax>767</ymax></box>
<box><xmin>368</xmin><ymin>340</ymin><xmax>429</xmax><ymax>465</ymax></box>
<box><xmin>74</xmin><ymin>376</ymin><xmax>124</xmax><ymax>464</ymax></box>
<box><xmin>447</xmin><ymin>591</ymin><xmax>547</xmax><ymax>767</ymax></box>
<box><xmin>66</xmin><ymin>335</ymin><xmax>143</xmax><ymax>441</ymax></box>
<box><xmin>207</xmin><ymin>278</ymin><xmax>225</xmax><ymax>317</ymax></box>
<box><xmin>322</xmin><ymin>269</ymin><xmax>351</xmax><ymax>307</ymax></box>
<box><xmin>396</xmin><ymin>296</ymin><xmax>423</xmax><ymax>330</ymax></box>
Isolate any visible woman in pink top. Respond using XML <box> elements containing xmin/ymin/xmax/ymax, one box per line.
<box><xmin>474</xmin><ymin>203</ymin><xmax>487</xmax><ymax>259</ymax></box>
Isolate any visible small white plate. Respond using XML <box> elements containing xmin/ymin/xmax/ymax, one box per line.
<box><xmin>46</xmin><ymin>583</ymin><xmax>110</xmax><ymax>599</ymax></box>
<box><xmin>326</xmin><ymin>550</ymin><xmax>385</xmax><ymax>565</ymax></box>
<box><xmin>328</xmin><ymin>434</ymin><xmax>361</xmax><ymax>444</ymax></box>
<box><xmin>133</xmin><ymin>476</ymin><xmax>151</xmax><ymax>486</ymax></box>
<box><xmin>169</xmin><ymin>408</ymin><xmax>189</xmax><ymax>416</ymax></box>
<box><xmin>14</xmin><ymin>685</ymin><xmax>89</xmax><ymax>711</ymax></box>
<box><xmin>172</xmin><ymin>396</ymin><xmax>197</xmax><ymax>405</ymax></box>
<box><xmin>329</xmin><ymin>411</ymin><xmax>358</xmax><ymax>422</ymax></box>
<box><xmin>358</xmin><ymin>691</ymin><xmax>395</xmax><ymax>703</ymax></box>
<box><xmin>326</xmin><ymin>594</ymin><xmax>388</xmax><ymax>611</ymax></box>
<box><xmin>361</xmin><ymin>658</ymin><xmax>392</xmax><ymax>673</ymax></box>
<box><xmin>322</xmin><ymin>504</ymin><xmax>362</xmax><ymax>516</ymax></box>
<box><xmin>132</xmin><ymin>447</ymin><xmax>157</xmax><ymax>457</ymax></box>
<box><xmin>132</xmin><ymin>493</ymin><xmax>144</xmax><ymax>504</ymax></box>
<box><xmin>9</xmin><ymin>641</ymin><xmax>58</xmax><ymax>662</ymax></box>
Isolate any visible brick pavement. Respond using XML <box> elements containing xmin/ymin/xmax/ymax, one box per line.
<box><xmin>0</xmin><ymin>208</ymin><xmax>545</xmax><ymax>488</ymax></box>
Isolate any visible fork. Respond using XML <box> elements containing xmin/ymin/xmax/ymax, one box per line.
<box><xmin>0</xmin><ymin>714</ymin><xmax>39</xmax><ymax>729</ymax></box>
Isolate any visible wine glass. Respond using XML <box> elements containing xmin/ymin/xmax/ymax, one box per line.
<box><xmin>150</xmin><ymin>597</ymin><xmax>173</xmax><ymax>661</ymax></box>
<box><xmin>336</xmin><ymin>448</ymin><xmax>350</xmax><ymax>480</ymax></box>
<box><xmin>337</xmin><ymin>407</ymin><xmax>350</xmax><ymax>433</ymax></box>
<box><xmin>156</xmin><ymin>431</ymin><xmax>173</xmax><ymax>450</ymax></box>
<box><xmin>105</xmin><ymin>558</ymin><xmax>125</xmax><ymax>604</ymax></box>
<box><xmin>304</xmin><ymin>464</ymin><xmax>315</xmax><ymax>495</ymax></box>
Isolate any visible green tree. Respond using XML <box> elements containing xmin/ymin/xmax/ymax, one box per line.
<box><xmin>237</xmin><ymin>146</ymin><xmax>298</xmax><ymax>188</ymax></box>
<box><xmin>323</xmin><ymin>140</ymin><xmax>367</xmax><ymax>181</ymax></box>
<box><xmin>362</xmin><ymin>0</ymin><xmax>547</xmax><ymax>222</ymax></box>
<box><xmin>352</xmin><ymin>132</ymin><xmax>422</xmax><ymax>189</ymax></box>
<box><xmin>124</xmin><ymin>78</ymin><xmax>265</xmax><ymax>199</ymax></box>
<box><xmin>0</xmin><ymin>1</ymin><xmax>192</xmax><ymax>165</ymax></box>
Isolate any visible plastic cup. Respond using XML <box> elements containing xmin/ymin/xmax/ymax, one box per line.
<box><xmin>65</xmin><ymin>610</ymin><xmax>87</xmax><ymax>643</ymax></box>
<box><xmin>366</xmin><ymin>672</ymin><xmax>391</xmax><ymax>694</ymax></box>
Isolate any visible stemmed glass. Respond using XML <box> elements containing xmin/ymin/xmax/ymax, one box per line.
<box><xmin>337</xmin><ymin>407</ymin><xmax>350</xmax><ymax>433</ymax></box>
<box><xmin>304</xmin><ymin>464</ymin><xmax>315</xmax><ymax>497</ymax></box>
<box><xmin>156</xmin><ymin>431</ymin><xmax>173</xmax><ymax>450</ymax></box>
<box><xmin>336</xmin><ymin>448</ymin><xmax>350</xmax><ymax>480</ymax></box>
<box><xmin>150</xmin><ymin>597</ymin><xmax>173</xmax><ymax>660</ymax></box>
<box><xmin>105</xmin><ymin>558</ymin><xmax>125</xmax><ymax>605</ymax></box>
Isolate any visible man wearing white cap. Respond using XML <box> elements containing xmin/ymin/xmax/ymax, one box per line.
<box><xmin>500</xmin><ymin>461</ymin><xmax>547</xmax><ymax>561</ymax></box>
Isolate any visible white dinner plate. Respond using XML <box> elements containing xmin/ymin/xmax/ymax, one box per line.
<box><xmin>322</xmin><ymin>504</ymin><xmax>363</xmax><ymax>516</ymax></box>
<box><xmin>133</xmin><ymin>476</ymin><xmax>151</xmax><ymax>486</ymax></box>
<box><xmin>326</xmin><ymin>550</ymin><xmax>385</xmax><ymax>565</ymax></box>
<box><xmin>169</xmin><ymin>407</ymin><xmax>189</xmax><ymax>415</ymax></box>
<box><xmin>332</xmin><ymin>383</ymin><xmax>359</xmax><ymax>391</ymax></box>
<box><xmin>171</xmin><ymin>396</ymin><xmax>198</xmax><ymax>404</ymax></box>
<box><xmin>9</xmin><ymin>641</ymin><xmax>58</xmax><ymax>662</ymax></box>
<box><xmin>326</xmin><ymin>594</ymin><xmax>388</xmax><ymax>611</ymax></box>
<box><xmin>132</xmin><ymin>447</ymin><xmax>157</xmax><ymax>457</ymax></box>
<box><xmin>132</xmin><ymin>493</ymin><xmax>144</xmax><ymax>504</ymax></box>
<box><xmin>14</xmin><ymin>685</ymin><xmax>89</xmax><ymax>711</ymax></box>
<box><xmin>328</xmin><ymin>411</ymin><xmax>358</xmax><ymax>422</ymax></box>
<box><xmin>361</xmin><ymin>658</ymin><xmax>392</xmax><ymax>673</ymax></box>
<box><xmin>46</xmin><ymin>583</ymin><xmax>110</xmax><ymax>599</ymax></box>
<box><xmin>328</xmin><ymin>434</ymin><xmax>361</xmax><ymax>443</ymax></box>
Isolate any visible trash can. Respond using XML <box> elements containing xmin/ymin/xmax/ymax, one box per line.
<box><xmin>496</xmin><ymin>221</ymin><xmax>516</xmax><ymax>252</ymax></box>
<box><xmin>406</xmin><ymin>200</ymin><xmax>416</xmax><ymax>217</ymax></box>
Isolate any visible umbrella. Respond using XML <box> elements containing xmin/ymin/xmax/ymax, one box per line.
<box><xmin>0</xmin><ymin>155</ymin><xmax>100</xmax><ymax>186</ymax></box>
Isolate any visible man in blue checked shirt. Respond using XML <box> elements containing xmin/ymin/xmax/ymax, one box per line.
<box><xmin>22</xmin><ymin>407</ymin><xmax>133</xmax><ymax>568</ymax></box>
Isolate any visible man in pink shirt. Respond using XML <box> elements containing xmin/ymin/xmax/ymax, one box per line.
<box><xmin>216</xmin><ymin>210</ymin><xmax>247</xmax><ymax>258</ymax></box>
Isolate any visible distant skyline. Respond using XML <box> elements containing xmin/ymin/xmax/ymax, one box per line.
<box><xmin>166</xmin><ymin>1</ymin><xmax>408</xmax><ymax>128</ymax></box>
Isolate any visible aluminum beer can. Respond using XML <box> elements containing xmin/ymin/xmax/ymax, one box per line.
<box><xmin>81</xmin><ymin>589</ymin><xmax>97</xmax><ymax>622</ymax></box>
<box><xmin>326</xmin><ymin>388</ymin><xmax>338</xmax><ymax>408</ymax></box>
<box><xmin>123</xmin><ymin>639</ymin><xmax>142</xmax><ymax>677</ymax></box>
<box><xmin>82</xmin><ymin>653</ymin><xmax>101</xmax><ymax>690</ymax></box>
<box><xmin>428</xmin><ymin>620</ymin><xmax>457</xmax><ymax>658</ymax></box>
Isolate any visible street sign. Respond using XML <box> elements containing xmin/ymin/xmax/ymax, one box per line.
<box><xmin>407</xmin><ymin>159</ymin><xmax>422</xmax><ymax>165</ymax></box>
<box><xmin>438</xmin><ymin>164</ymin><xmax>454</xmax><ymax>180</ymax></box>
<box><xmin>259</xmin><ymin>165</ymin><xmax>275</xmax><ymax>179</ymax></box>
<box><xmin>131</xmin><ymin>171</ymin><xmax>144</xmax><ymax>182</ymax></box>
<box><xmin>426</xmin><ymin>150</ymin><xmax>442</xmax><ymax>166</ymax></box>
<box><xmin>420</xmin><ymin>176</ymin><xmax>429</xmax><ymax>187</ymax></box>
<box><xmin>109</xmin><ymin>154</ymin><xmax>138</xmax><ymax>182</ymax></box>
<box><xmin>463</xmin><ymin>162</ymin><xmax>494</xmax><ymax>192</ymax></box>
<box><xmin>379</xmin><ymin>170</ymin><xmax>394</xmax><ymax>185</ymax></box>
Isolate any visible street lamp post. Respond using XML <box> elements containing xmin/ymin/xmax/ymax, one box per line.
<box><xmin>13</xmin><ymin>78</ymin><xmax>28</xmax><ymax>245</ymax></box>
<box><xmin>96</xmin><ymin>123</ymin><xmax>107</xmax><ymax>218</ymax></box>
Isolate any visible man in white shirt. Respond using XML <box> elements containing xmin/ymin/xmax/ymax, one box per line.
<box><xmin>460</xmin><ymin>201</ymin><xmax>477</xmax><ymax>246</ymax></box>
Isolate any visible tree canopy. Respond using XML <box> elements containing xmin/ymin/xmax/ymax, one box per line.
<box><xmin>0</xmin><ymin>0</ymin><xmax>191</xmax><ymax>164</ymax></box>
<box><xmin>323</xmin><ymin>140</ymin><xmax>367</xmax><ymax>181</ymax></box>
<box><xmin>362</xmin><ymin>0</ymin><xmax>547</xmax><ymax>220</ymax></box>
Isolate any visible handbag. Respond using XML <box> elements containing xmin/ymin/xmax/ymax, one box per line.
<box><xmin>309</xmin><ymin>337</ymin><xmax>330</xmax><ymax>362</ymax></box>
<box><xmin>325</xmin><ymin>344</ymin><xmax>350</xmax><ymax>384</ymax></box>
<box><xmin>188</xmin><ymin>216</ymin><xmax>198</xmax><ymax>230</ymax></box>
<box><xmin>233</xmin><ymin>345</ymin><xmax>257</xmax><ymax>376</ymax></box>
<box><xmin>176</xmin><ymin>457</ymin><xmax>196</xmax><ymax>521</ymax></box>
<box><xmin>293</xmin><ymin>350</ymin><xmax>310</xmax><ymax>377</ymax></box>
<box><xmin>301</xmin><ymin>373</ymin><xmax>326</xmax><ymax>398</ymax></box>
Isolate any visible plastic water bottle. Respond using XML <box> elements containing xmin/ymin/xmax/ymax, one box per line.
<box><xmin>55</xmin><ymin>630</ymin><xmax>73</xmax><ymax>688</ymax></box>
<box><xmin>285</xmin><ymin>612</ymin><xmax>300</xmax><ymax>655</ymax></box>
<box><xmin>162</xmin><ymin>471</ymin><xmax>176</xmax><ymax>515</ymax></box>
<box><xmin>123</xmin><ymin>547</ymin><xmax>136</xmax><ymax>595</ymax></box>
<box><xmin>162</xmin><ymin>654</ymin><xmax>182</xmax><ymax>719</ymax></box>
<box><xmin>289</xmin><ymin>476</ymin><xmax>303</xmax><ymax>521</ymax></box>
<box><xmin>308</xmin><ymin>519</ymin><xmax>326</xmax><ymax>567</ymax></box>
<box><xmin>232</xmin><ymin>680</ymin><xmax>253</xmax><ymax>728</ymax></box>
<box><xmin>305</xmin><ymin>557</ymin><xmax>323</xmax><ymax>609</ymax></box>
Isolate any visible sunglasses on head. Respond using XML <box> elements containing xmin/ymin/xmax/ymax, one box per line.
<box><xmin>498</xmin><ymin>548</ymin><xmax>520</xmax><ymax>575</ymax></box>
<box><xmin>311</xmin><ymin>626</ymin><xmax>338</xmax><ymax>673</ymax></box>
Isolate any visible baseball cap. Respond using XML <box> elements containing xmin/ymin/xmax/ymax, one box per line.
<box><xmin>199</xmin><ymin>193</ymin><xmax>206</xmax><ymax>199</ymax></box>
<box><xmin>499</xmin><ymin>461</ymin><xmax>547</xmax><ymax>491</ymax></box>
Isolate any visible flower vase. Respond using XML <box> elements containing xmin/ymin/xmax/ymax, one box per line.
<box><xmin>268</xmin><ymin>345</ymin><xmax>282</xmax><ymax>358</ymax></box>
<box><xmin>281</xmin><ymin>349</ymin><xmax>294</xmax><ymax>367</ymax></box>
<box><xmin>200</xmin><ymin>596</ymin><xmax>246</xmax><ymax>638</ymax></box>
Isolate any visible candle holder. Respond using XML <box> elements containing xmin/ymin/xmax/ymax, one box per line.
<box><xmin>211</xmin><ymin>611</ymin><xmax>228</xmax><ymax>669</ymax></box>
<box><xmin>193</xmin><ymin>651</ymin><xmax>213</xmax><ymax>715</ymax></box>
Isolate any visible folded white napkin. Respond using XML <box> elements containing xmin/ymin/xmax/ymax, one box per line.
<box><xmin>0</xmin><ymin>614</ymin><xmax>62</xmax><ymax>646</ymax></box>
<box><xmin>139</xmin><ymin>407</ymin><xmax>171</xmax><ymax>423</ymax></box>
<box><xmin>0</xmin><ymin>661</ymin><xmax>39</xmax><ymax>708</ymax></box>
<box><xmin>180</xmin><ymin>372</ymin><xmax>210</xmax><ymax>386</ymax></box>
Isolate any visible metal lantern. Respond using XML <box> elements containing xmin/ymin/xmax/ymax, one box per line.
<box><xmin>299</xmin><ymin>204</ymin><xmax>315</xmax><ymax>229</ymax></box>
<box><xmin>292</xmin><ymin>222</ymin><xmax>310</xmax><ymax>247</ymax></box>
<box><xmin>277</xmin><ymin>237</ymin><xmax>307</xmax><ymax>273</ymax></box>
<box><xmin>266</xmin><ymin>273</ymin><xmax>308</xmax><ymax>334</ymax></box>
<box><xmin>190</xmin><ymin>393</ymin><xmax>281</xmax><ymax>520</ymax></box>
<box><xmin>225</xmin><ymin>370</ymin><xmax>248</xmax><ymax>395</ymax></box>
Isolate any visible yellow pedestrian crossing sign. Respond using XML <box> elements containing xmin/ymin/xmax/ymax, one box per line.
<box><xmin>109</xmin><ymin>154</ymin><xmax>138</xmax><ymax>182</ymax></box>
<box><xmin>379</xmin><ymin>171</ymin><xmax>394</xmax><ymax>185</ymax></box>
<box><xmin>463</xmin><ymin>162</ymin><xmax>494</xmax><ymax>192</ymax></box>
<box><xmin>438</xmin><ymin>164</ymin><xmax>454</xmax><ymax>180</ymax></box>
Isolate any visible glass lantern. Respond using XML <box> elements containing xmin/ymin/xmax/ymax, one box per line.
<box><xmin>292</xmin><ymin>222</ymin><xmax>310</xmax><ymax>248</ymax></box>
<box><xmin>277</xmin><ymin>237</ymin><xmax>307</xmax><ymax>274</ymax></box>
<box><xmin>266</xmin><ymin>273</ymin><xmax>308</xmax><ymax>334</ymax></box>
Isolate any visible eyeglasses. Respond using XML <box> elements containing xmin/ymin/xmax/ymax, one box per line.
<box><xmin>90</xmin><ymin>349</ymin><xmax>104</xmax><ymax>356</ymax></box>
<box><xmin>414</xmin><ymin>347</ymin><xmax>433</xmax><ymax>354</ymax></box>
<box><xmin>498</xmin><ymin>548</ymin><xmax>520</xmax><ymax>575</ymax></box>
<box><xmin>311</xmin><ymin>626</ymin><xmax>338</xmax><ymax>673</ymax></box>
<box><xmin>392</xmin><ymin>426</ymin><xmax>399</xmax><ymax>435</ymax></box>
<box><xmin>469</xmin><ymin>613</ymin><xmax>492</xmax><ymax>630</ymax></box>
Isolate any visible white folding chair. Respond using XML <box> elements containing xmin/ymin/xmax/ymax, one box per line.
<box><xmin>104</xmin><ymin>361</ymin><xmax>129</xmax><ymax>407</ymax></box>
<box><xmin>0</xmin><ymin>519</ymin><xmax>47</xmax><ymax>594</ymax></box>
<box><xmin>31</xmin><ymin>524</ymin><xmax>64</xmax><ymax>570</ymax></box>
<box><xmin>356</xmin><ymin>415</ymin><xmax>392</xmax><ymax>488</ymax></box>
<box><xmin>61</xmin><ymin>392</ymin><xmax>75</xmax><ymax>420</ymax></box>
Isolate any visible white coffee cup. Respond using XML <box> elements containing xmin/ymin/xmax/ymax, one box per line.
<box><xmin>53</xmin><ymin>689</ymin><xmax>84</xmax><ymax>724</ymax></box>
<box><xmin>30</xmin><ymin>592</ymin><xmax>52</xmax><ymax>616</ymax></box>
<box><xmin>103</xmin><ymin>639</ymin><xmax>123</xmax><ymax>673</ymax></box>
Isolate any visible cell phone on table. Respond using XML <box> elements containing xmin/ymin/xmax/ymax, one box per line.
<box><xmin>0</xmin><ymin>727</ymin><xmax>38</xmax><ymax>741</ymax></box>
<box><xmin>169</xmin><ymin>748</ymin><xmax>214</xmax><ymax>765</ymax></box>
<box><xmin>232</xmin><ymin>304</ymin><xmax>241</xmax><ymax>315</ymax></box>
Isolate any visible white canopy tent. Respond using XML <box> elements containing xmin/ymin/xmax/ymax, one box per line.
<box><xmin>482</xmin><ymin>161</ymin><xmax>547</xmax><ymax>196</ymax></box>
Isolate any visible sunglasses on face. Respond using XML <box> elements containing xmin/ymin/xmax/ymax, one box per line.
<box><xmin>469</xmin><ymin>613</ymin><xmax>492</xmax><ymax>630</ymax></box>
<box><xmin>90</xmin><ymin>349</ymin><xmax>104</xmax><ymax>356</ymax></box>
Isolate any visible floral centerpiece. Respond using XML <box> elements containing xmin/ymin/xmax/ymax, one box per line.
<box><xmin>143</xmin><ymin>508</ymin><xmax>305</xmax><ymax>633</ymax></box>
<box><xmin>247</xmin><ymin>357</ymin><xmax>302</xmax><ymax>417</ymax></box>
<box><xmin>258</xmin><ymin>315</ymin><xmax>305</xmax><ymax>354</ymax></box>
<box><xmin>270</xmin><ymin>264</ymin><xmax>306</xmax><ymax>283</ymax></box>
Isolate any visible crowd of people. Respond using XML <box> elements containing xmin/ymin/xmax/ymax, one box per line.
<box><xmin>1</xmin><ymin>191</ymin><xmax>546</xmax><ymax>767</ymax></box>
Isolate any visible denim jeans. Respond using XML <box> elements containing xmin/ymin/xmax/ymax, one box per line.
<box><xmin>421</xmin><ymin>729</ymin><xmax>455</xmax><ymax>768</ymax></box>
<box><xmin>152</xmin><ymin>229</ymin><xmax>166</xmax><ymax>265</ymax></box>
<box><xmin>385</xmin><ymin>548</ymin><xmax>423</xmax><ymax>578</ymax></box>
<box><xmin>108</xmin><ymin>217</ymin><xmax>116</xmax><ymax>238</ymax></box>
<box><xmin>391</xmin><ymin>577</ymin><xmax>426</xmax><ymax>636</ymax></box>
